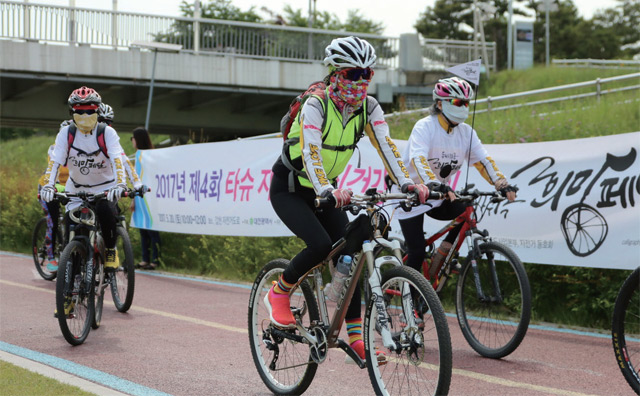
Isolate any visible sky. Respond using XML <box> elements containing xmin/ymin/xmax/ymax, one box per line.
<box><xmin>36</xmin><ymin>0</ymin><xmax>622</xmax><ymax>37</ymax></box>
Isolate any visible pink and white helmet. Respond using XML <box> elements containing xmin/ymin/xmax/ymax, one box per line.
<box><xmin>433</xmin><ymin>77</ymin><xmax>474</xmax><ymax>101</ymax></box>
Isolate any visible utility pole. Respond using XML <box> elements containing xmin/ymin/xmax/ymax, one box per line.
<box><xmin>545</xmin><ymin>0</ymin><xmax>550</xmax><ymax>67</ymax></box>
<box><xmin>507</xmin><ymin>0</ymin><xmax>513</xmax><ymax>69</ymax></box>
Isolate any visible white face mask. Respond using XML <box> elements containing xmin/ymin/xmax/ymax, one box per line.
<box><xmin>441</xmin><ymin>100</ymin><xmax>469</xmax><ymax>124</ymax></box>
<box><xmin>73</xmin><ymin>113</ymin><xmax>98</xmax><ymax>133</ymax></box>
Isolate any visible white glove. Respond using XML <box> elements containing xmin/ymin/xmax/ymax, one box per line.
<box><xmin>133</xmin><ymin>181</ymin><xmax>143</xmax><ymax>190</ymax></box>
<box><xmin>107</xmin><ymin>184</ymin><xmax>126</xmax><ymax>202</ymax></box>
<box><xmin>41</xmin><ymin>185</ymin><xmax>56</xmax><ymax>203</ymax></box>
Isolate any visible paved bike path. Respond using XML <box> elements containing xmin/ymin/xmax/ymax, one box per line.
<box><xmin>0</xmin><ymin>252</ymin><xmax>633</xmax><ymax>395</ymax></box>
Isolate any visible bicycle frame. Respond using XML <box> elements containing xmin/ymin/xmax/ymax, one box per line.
<box><xmin>283</xmin><ymin>195</ymin><xmax>419</xmax><ymax>366</ymax></box>
<box><xmin>422</xmin><ymin>195</ymin><xmax>502</xmax><ymax>302</ymax></box>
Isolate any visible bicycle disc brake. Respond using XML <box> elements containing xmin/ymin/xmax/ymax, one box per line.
<box><xmin>308</xmin><ymin>326</ymin><xmax>327</xmax><ymax>364</ymax></box>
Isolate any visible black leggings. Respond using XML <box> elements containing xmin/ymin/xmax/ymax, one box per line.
<box><xmin>399</xmin><ymin>200</ymin><xmax>466</xmax><ymax>272</ymax></box>
<box><xmin>65</xmin><ymin>200</ymin><xmax>118</xmax><ymax>249</ymax></box>
<box><xmin>270</xmin><ymin>171</ymin><xmax>362</xmax><ymax>320</ymax></box>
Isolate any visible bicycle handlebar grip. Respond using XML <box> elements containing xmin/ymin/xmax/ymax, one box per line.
<box><xmin>314</xmin><ymin>198</ymin><xmax>333</xmax><ymax>208</ymax></box>
<box><xmin>428</xmin><ymin>191</ymin><xmax>444</xmax><ymax>201</ymax></box>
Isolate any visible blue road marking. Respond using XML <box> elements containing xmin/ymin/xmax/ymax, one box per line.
<box><xmin>0</xmin><ymin>341</ymin><xmax>172</xmax><ymax>396</ymax></box>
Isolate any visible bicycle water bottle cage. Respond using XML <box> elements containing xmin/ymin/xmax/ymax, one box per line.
<box><xmin>69</xmin><ymin>206</ymin><xmax>96</xmax><ymax>226</ymax></box>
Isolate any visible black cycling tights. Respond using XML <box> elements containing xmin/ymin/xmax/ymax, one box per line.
<box><xmin>65</xmin><ymin>200</ymin><xmax>118</xmax><ymax>249</ymax></box>
<box><xmin>399</xmin><ymin>200</ymin><xmax>466</xmax><ymax>272</ymax></box>
<box><xmin>270</xmin><ymin>173</ymin><xmax>362</xmax><ymax>320</ymax></box>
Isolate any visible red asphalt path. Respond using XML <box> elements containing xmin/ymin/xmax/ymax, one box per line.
<box><xmin>0</xmin><ymin>253</ymin><xmax>634</xmax><ymax>396</ymax></box>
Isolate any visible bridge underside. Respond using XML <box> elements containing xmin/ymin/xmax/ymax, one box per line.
<box><xmin>1</xmin><ymin>73</ymin><xmax>297</xmax><ymax>141</ymax></box>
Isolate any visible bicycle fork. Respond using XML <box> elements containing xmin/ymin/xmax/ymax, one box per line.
<box><xmin>466</xmin><ymin>236</ymin><xmax>503</xmax><ymax>303</ymax></box>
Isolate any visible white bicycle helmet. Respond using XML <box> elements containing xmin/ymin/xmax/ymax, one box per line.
<box><xmin>323</xmin><ymin>36</ymin><xmax>377</xmax><ymax>69</ymax></box>
<box><xmin>433</xmin><ymin>77</ymin><xmax>474</xmax><ymax>101</ymax></box>
<box><xmin>98</xmin><ymin>103</ymin><xmax>114</xmax><ymax>123</ymax></box>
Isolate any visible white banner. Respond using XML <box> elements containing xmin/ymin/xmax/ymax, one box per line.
<box><xmin>131</xmin><ymin>132</ymin><xmax>640</xmax><ymax>269</ymax></box>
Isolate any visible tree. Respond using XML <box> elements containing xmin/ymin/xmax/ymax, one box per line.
<box><xmin>592</xmin><ymin>0</ymin><xmax>640</xmax><ymax>58</ymax></box>
<box><xmin>155</xmin><ymin>0</ymin><xmax>263</xmax><ymax>50</ymax></box>
<box><xmin>415</xmin><ymin>0</ymin><xmax>530</xmax><ymax>69</ymax></box>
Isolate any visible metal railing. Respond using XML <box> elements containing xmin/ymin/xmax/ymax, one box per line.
<box><xmin>421</xmin><ymin>37</ymin><xmax>497</xmax><ymax>71</ymax></box>
<box><xmin>387</xmin><ymin>72</ymin><xmax>640</xmax><ymax>117</ymax></box>
<box><xmin>553</xmin><ymin>59</ymin><xmax>640</xmax><ymax>70</ymax></box>
<box><xmin>0</xmin><ymin>1</ymin><xmax>399</xmax><ymax>67</ymax></box>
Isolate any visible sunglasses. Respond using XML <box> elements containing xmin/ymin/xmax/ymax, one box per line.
<box><xmin>450</xmin><ymin>98</ymin><xmax>469</xmax><ymax>107</ymax></box>
<box><xmin>336</xmin><ymin>67</ymin><xmax>374</xmax><ymax>81</ymax></box>
<box><xmin>74</xmin><ymin>109</ymin><xmax>97</xmax><ymax>115</ymax></box>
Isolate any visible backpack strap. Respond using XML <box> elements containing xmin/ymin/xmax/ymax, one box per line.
<box><xmin>95</xmin><ymin>122</ymin><xmax>109</xmax><ymax>159</ymax></box>
<box><xmin>64</xmin><ymin>125</ymin><xmax>77</xmax><ymax>167</ymax></box>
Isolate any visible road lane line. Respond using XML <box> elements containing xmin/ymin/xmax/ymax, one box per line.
<box><xmin>0</xmin><ymin>278</ymin><xmax>602</xmax><ymax>395</ymax></box>
<box><xmin>131</xmin><ymin>306</ymin><xmax>247</xmax><ymax>334</ymax></box>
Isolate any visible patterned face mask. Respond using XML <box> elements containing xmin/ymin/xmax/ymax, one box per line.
<box><xmin>331</xmin><ymin>74</ymin><xmax>369</xmax><ymax>109</ymax></box>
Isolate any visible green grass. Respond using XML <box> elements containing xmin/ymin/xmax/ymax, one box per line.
<box><xmin>0</xmin><ymin>361</ymin><xmax>95</xmax><ymax>396</ymax></box>
<box><xmin>386</xmin><ymin>66</ymin><xmax>640</xmax><ymax>142</ymax></box>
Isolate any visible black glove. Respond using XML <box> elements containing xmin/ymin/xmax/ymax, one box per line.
<box><xmin>499</xmin><ymin>184</ymin><xmax>518</xmax><ymax>197</ymax></box>
<box><xmin>427</xmin><ymin>182</ymin><xmax>453</xmax><ymax>195</ymax></box>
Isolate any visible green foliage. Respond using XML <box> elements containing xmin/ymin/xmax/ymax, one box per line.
<box><xmin>415</xmin><ymin>0</ymin><xmax>638</xmax><ymax>69</ymax></box>
<box><xmin>0</xmin><ymin>361</ymin><xmax>95</xmax><ymax>396</ymax></box>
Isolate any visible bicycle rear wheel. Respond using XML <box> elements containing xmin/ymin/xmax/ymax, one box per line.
<box><xmin>248</xmin><ymin>259</ymin><xmax>320</xmax><ymax>395</ymax></box>
<box><xmin>110</xmin><ymin>226</ymin><xmax>135</xmax><ymax>312</ymax></box>
<box><xmin>456</xmin><ymin>241</ymin><xmax>531</xmax><ymax>358</ymax></box>
<box><xmin>365</xmin><ymin>266</ymin><xmax>452</xmax><ymax>396</ymax></box>
<box><xmin>32</xmin><ymin>217</ymin><xmax>62</xmax><ymax>281</ymax></box>
<box><xmin>612</xmin><ymin>267</ymin><xmax>640</xmax><ymax>394</ymax></box>
<box><xmin>56</xmin><ymin>241</ymin><xmax>94</xmax><ymax>346</ymax></box>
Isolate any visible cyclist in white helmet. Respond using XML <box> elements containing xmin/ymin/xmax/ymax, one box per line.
<box><xmin>264</xmin><ymin>36</ymin><xmax>429</xmax><ymax>363</ymax></box>
<box><xmin>98</xmin><ymin>103</ymin><xmax>114</xmax><ymax>126</ymax></box>
<box><xmin>395</xmin><ymin>76</ymin><xmax>517</xmax><ymax>281</ymax></box>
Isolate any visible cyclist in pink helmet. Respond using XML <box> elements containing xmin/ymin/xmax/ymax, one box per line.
<box><xmin>393</xmin><ymin>76</ymin><xmax>517</xmax><ymax>281</ymax></box>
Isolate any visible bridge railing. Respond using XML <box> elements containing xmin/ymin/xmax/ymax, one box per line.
<box><xmin>0</xmin><ymin>1</ymin><xmax>400</xmax><ymax>67</ymax></box>
<box><xmin>421</xmin><ymin>37</ymin><xmax>497</xmax><ymax>71</ymax></box>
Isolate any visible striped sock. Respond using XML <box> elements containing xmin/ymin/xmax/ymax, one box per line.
<box><xmin>346</xmin><ymin>318</ymin><xmax>362</xmax><ymax>345</ymax></box>
<box><xmin>273</xmin><ymin>275</ymin><xmax>294</xmax><ymax>295</ymax></box>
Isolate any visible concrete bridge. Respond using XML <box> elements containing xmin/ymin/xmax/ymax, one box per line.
<box><xmin>0</xmin><ymin>1</ymin><xmax>496</xmax><ymax>140</ymax></box>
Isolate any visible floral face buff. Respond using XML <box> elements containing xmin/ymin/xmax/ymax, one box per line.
<box><xmin>330</xmin><ymin>74</ymin><xmax>369</xmax><ymax>110</ymax></box>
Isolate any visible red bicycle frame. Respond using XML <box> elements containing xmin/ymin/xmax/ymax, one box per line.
<box><xmin>414</xmin><ymin>205</ymin><xmax>478</xmax><ymax>288</ymax></box>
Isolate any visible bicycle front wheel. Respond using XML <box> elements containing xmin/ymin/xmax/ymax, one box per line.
<box><xmin>56</xmin><ymin>241</ymin><xmax>94</xmax><ymax>346</ymax></box>
<box><xmin>110</xmin><ymin>226</ymin><xmax>135</xmax><ymax>312</ymax></box>
<box><xmin>612</xmin><ymin>267</ymin><xmax>640</xmax><ymax>394</ymax></box>
<box><xmin>248</xmin><ymin>259</ymin><xmax>320</xmax><ymax>395</ymax></box>
<box><xmin>365</xmin><ymin>266</ymin><xmax>452</xmax><ymax>396</ymax></box>
<box><xmin>32</xmin><ymin>217</ymin><xmax>62</xmax><ymax>281</ymax></box>
<box><xmin>456</xmin><ymin>241</ymin><xmax>531</xmax><ymax>358</ymax></box>
<box><xmin>92</xmin><ymin>252</ymin><xmax>105</xmax><ymax>330</ymax></box>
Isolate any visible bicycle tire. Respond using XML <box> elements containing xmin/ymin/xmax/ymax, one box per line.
<box><xmin>110</xmin><ymin>226</ymin><xmax>135</xmax><ymax>312</ymax></box>
<box><xmin>32</xmin><ymin>217</ymin><xmax>62</xmax><ymax>281</ymax></box>
<box><xmin>92</xmin><ymin>252</ymin><xmax>105</xmax><ymax>330</ymax></box>
<box><xmin>612</xmin><ymin>267</ymin><xmax>640</xmax><ymax>395</ymax></box>
<box><xmin>365</xmin><ymin>266</ymin><xmax>452</xmax><ymax>396</ymax></box>
<box><xmin>248</xmin><ymin>259</ymin><xmax>320</xmax><ymax>395</ymax></box>
<box><xmin>456</xmin><ymin>241</ymin><xmax>531</xmax><ymax>358</ymax></box>
<box><xmin>56</xmin><ymin>240</ymin><xmax>94</xmax><ymax>346</ymax></box>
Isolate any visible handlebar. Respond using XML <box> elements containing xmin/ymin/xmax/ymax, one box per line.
<box><xmin>39</xmin><ymin>186</ymin><xmax>151</xmax><ymax>202</ymax></box>
<box><xmin>314</xmin><ymin>190</ymin><xmax>445</xmax><ymax>209</ymax></box>
<box><xmin>456</xmin><ymin>186</ymin><xmax>519</xmax><ymax>203</ymax></box>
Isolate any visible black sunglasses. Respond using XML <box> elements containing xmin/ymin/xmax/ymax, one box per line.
<box><xmin>74</xmin><ymin>109</ymin><xmax>97</xmax><ymax>115</ymax></box>
<box><xmin>337</xmin><ymin>67</ymin><xmax>374</xmax><ymax>81</ymax></box>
